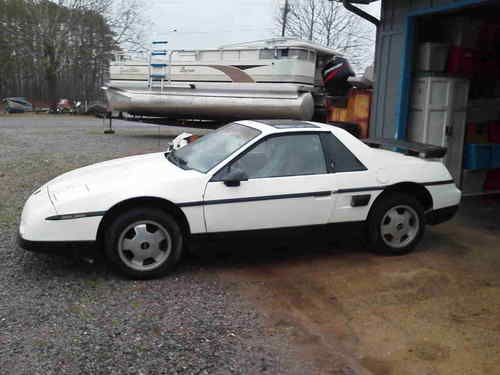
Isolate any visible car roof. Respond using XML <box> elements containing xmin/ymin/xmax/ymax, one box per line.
<box><xmin>237</xmin><ymin>119</ymin><xmax>337</xmax><ymax>134</ymax></box>
<box><xmin>236</xmin><ymin>119</ymin><xmax>375</xmax><ymax>166</ymax></box>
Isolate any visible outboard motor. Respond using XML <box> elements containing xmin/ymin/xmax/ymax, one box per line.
<box><xmin>322</xmin><ymin>56</ymin><xmax>355</xmax><ymax>97</ymax></box>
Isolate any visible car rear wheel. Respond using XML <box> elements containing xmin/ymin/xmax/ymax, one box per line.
<box><xmin>368</xmin><ymin>192</ymin><xmax>425</xmax><ymax>255</ymax></box>
<box><xmin>104</xmin><ymin>208</ymin><xmax>183</xmax><ymax>279</ymax></box>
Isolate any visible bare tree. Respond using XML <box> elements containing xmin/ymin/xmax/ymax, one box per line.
<box><xmin>276</xmin><ymin>0</ymin><xmax>375</xmax><ymax>72</ymax></box>
<box><xmin>0</xmin><ymin>0</ymin><xmax>122</xmax><ymax>102</ymax></box>
<box><xmin>57</xmin><ymin>0</ymin><xmax>147</xmax><ymax>48</ymax></box>
<box><xmin>0</xmin><ymin>0</ymin><xmax>146</xmax><ymax>103</ymax></box>
<box><xmin>107</xmin><ymin>0</ymin><xmax>147</xmax><ymax>49</ymax></box>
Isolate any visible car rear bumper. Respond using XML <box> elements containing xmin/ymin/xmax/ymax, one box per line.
<box><xmin>17</xmin><ymin>231</ymin><xmax>97</xmax><ymax>257</ymax></box>
<box><xmin>425</xmin><ymin>205</ymin><xmax>459</xmax><ymax>225</ymax></box>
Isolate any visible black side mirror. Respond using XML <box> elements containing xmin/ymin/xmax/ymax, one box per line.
<box><xmin>222</xmin><ymin>169</ymin><xmax>248</xmax><ymax>187</ymax></box>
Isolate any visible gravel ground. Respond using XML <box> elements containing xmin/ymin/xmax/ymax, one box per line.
<box><xmin>0</xmin><ymin>115</ymin><xmax>297</xmax><ymax>374</ymax></box>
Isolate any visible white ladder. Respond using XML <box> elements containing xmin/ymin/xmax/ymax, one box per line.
<box><xmin>148</xmin><ymin>41</ymin><xmax>169</xmax><ymax>92</ymax></box>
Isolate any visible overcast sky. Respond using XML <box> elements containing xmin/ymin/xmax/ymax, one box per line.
<box><xmin>145</xmin><ymin>0</ymin><xmax>380</xmax><ymax>51</ymax></box>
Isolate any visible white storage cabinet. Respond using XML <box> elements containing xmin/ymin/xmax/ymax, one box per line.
<box><xmin>417</xmin><ymin>43</ymin><xmax>449</xmax><ymax>72</ymax></box>
<box><xmin>408</xmin><ymin>76</ymin><xmax>470</xmax><ymax>184</ymax></box>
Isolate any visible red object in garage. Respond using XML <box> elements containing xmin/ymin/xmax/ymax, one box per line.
<box><xmin>488</xmin><ymin>122</ymin><xmax>500</xmax><ymax>143</ymax></box>
<box><xmin>478</xmin><ymin>22</ymin><xmax>500</xmax><ymax>52</ymax></box>
<box><xmin>466</xmin><ymin>122</ymin><xmax>489</xmax><ymax>143</ymax></box>
<box><xmin>447</xmin><ymin>47</ymin><xmax>478</xmax><ymax>77</ymax></box>
<box><xmin>484</xmin><ymin>169</ymin><xmax>500</xmax><ymax>191</ymax></box>
<box><xmin>480</xmin><ymin>59</ymin><xmax>500</xmax><ymax>79</ymax></box>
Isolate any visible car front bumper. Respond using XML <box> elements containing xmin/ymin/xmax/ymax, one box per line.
<box><xmin>425</xmin><ymin>205</ymin><xmax>459</xmax><ymax>225</ymax></box>
<box><xmin>17</xmin><ymin>231</ymin><xmax>97</xmax><ymax>256</ymax></box>
<box><xmin>19</xmin><ymin>185</ymin><xmax>101</xmax><ymax>243</ymax></box>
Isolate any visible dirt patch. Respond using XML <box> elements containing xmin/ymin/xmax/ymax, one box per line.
<box><xmin>210</xmin><ymin>220</ymin><xmax>500</xmax><ymax>374</ymax></box>
<box><xmin>359</xmin><ymin>357</ymin><xmax>393</xmax><ymax>375</ymax></box>
<box><xmin>410</xmin><ymin>341</ymin><xmax>450</xmax><ymax>361</ymax></box>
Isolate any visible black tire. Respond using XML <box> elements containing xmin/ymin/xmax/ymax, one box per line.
<box><xmin>367</xmin><ymin>192</ymin><xmax>425</xmax><ymax>255</ymax></box>
<box><xmin>104</xmin><ymin>207</ymin><xmax>184</xmax><ymax>279</ymax></box>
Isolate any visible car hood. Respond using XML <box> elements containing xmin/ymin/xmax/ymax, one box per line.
<box><xmin>47</xmin><ymin>152</ymin><xmax>185</xmax><ymax>204</ymax></box>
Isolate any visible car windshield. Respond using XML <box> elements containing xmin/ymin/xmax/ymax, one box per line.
<box><xmin>167</xmin><ymin>123</ymin><xmax>261</xmax><ymax>173</ymax></box>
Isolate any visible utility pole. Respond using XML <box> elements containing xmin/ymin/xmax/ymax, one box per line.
<box><xmin>281</xmin><ymin>0</ymin><xmax>290</xmax><ymax>37</ymax></box>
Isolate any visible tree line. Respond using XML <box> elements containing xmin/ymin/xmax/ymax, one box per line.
<box><xmin>277</xmin><ymin>0</ymin><xmax>375</xmax><ymax>72</ymax></box>
<box><xmin>0</xmin><ymin>0</ymin><xmax>144</xmax><ymax>104</ymax></box>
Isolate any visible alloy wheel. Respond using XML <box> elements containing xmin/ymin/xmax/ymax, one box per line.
<box><xmin>118</xmin><ymin>220</ymin><xmax>172</xmax><ymax>271</ymax></box>
<box><xmin>380</xmin><ymin>205</ymin><xmax>420</xmax><ymax>249</ymax></box>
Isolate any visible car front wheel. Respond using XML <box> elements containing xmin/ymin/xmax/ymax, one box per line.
<box><xmin>104</xmin><ymin>208</ymin><xmax>184</xmax><ymax>279</ymax></box>
<box><xmin>368</xmin><ymin>193</ymin><xmax>425</xmax><ymax>255</ymax></box>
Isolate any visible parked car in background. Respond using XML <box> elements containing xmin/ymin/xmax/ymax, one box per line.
<box><xmin>3</xmin><ymin>97</ymin><xmax>33</xmax><ymax>113</ymax></box>
<box><xmin>55</xmin><ymin>98</ymin><xmax>75</xmax><ymax>113</ymax></box>
<box><xmin>18</xmin><ymin>120</ymin><xmax>461</xmax><ymax>279</ymax></box>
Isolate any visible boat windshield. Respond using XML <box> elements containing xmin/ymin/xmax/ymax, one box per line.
<box><xmin>167</xmin><ymin>123</ymin><xmax>261</xmax><ymax>173</ymax></box>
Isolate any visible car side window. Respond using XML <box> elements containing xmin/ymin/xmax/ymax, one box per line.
<box><xmin>320</xmin><ymin>132</ymin><xmax>366</xmax><ymax>172</ymax></box>
<box><xmin>219</xmin><ymin>134</ymin><xmax>328</xmax><ymax>179</ymax></box>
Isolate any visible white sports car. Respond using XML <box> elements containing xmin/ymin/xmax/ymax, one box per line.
<box><xmin>18</xmin><ymin>120</ymin><xmax>461</xmax><ymax>278</ymax></box>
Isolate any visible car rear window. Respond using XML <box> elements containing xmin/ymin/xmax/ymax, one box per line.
<box><xmin>320</xmin><ymin>132</ymin><xmax>366</xmax><ymax>173</ymax></box>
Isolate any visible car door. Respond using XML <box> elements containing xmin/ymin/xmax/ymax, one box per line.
<box><xmin>318</xmin><ymin>132</ymin><xmax>370</xmax><ymax>223</ymax></box>
<box><xmin>203</xmin><ymin>132</ymin><xmax>335</xmax><ymax>233</ymax></box>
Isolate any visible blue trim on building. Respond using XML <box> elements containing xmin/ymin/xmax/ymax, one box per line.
<box><xmin>395</xmin><ymin>0</ymin><xmax>489</xmax><ymax>140</ymax></box>
<box><xmin>407</xmin><ymin>0</ymin><xmax>487</xmax><ymax>17</ymax></box>
<box><xmin>395</xmin><ymin>17</ymin><xmax>415</xmax><ymax>140</ymax></box>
